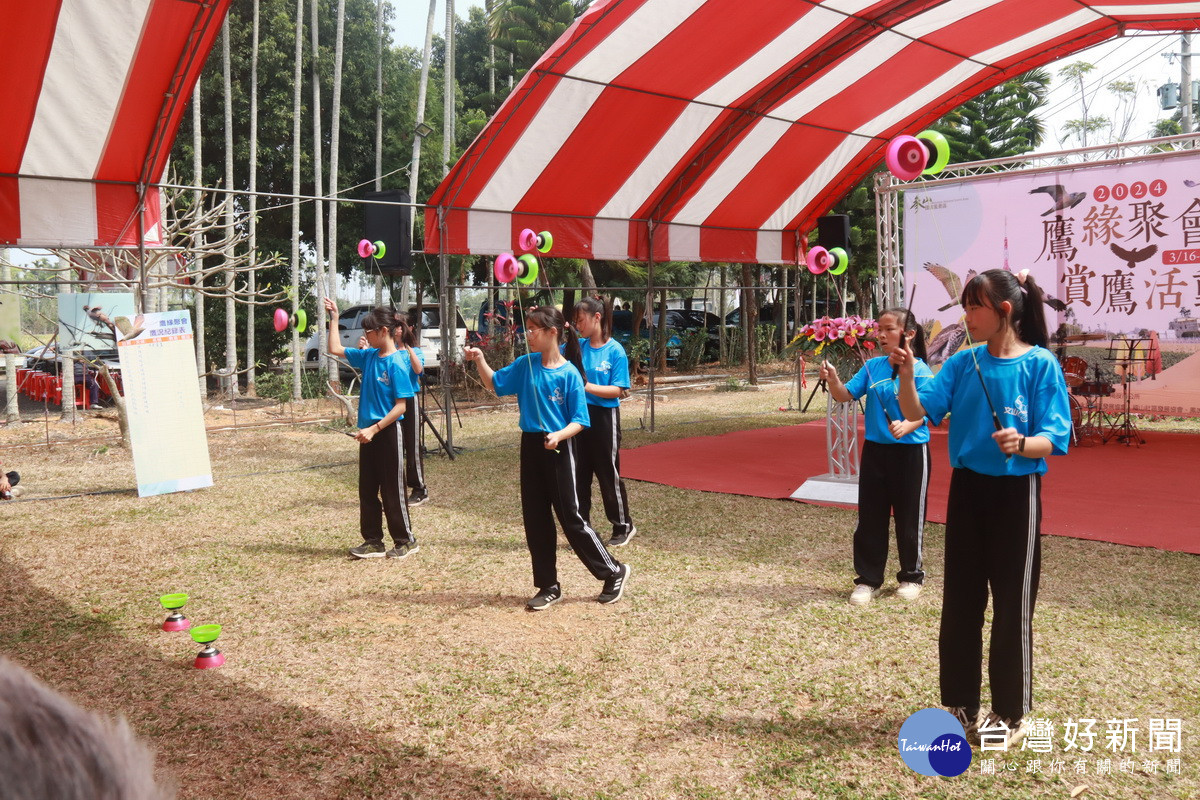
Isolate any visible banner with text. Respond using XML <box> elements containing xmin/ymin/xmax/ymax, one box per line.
<box><xmin>903</xmin><ymin>150</ymin><xmax>1200</xmax><ymax>417</ymax></box>
<box><xmin>117</xmin><ymin>310</ymin><xmax>213</xmax><ymax>497</ymax></box>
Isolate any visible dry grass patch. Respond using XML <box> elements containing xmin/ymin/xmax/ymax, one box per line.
<box><xmin>1</xmin><ymin>382</ymin><xmax>1197</xmax><ymax>799</ymax></box>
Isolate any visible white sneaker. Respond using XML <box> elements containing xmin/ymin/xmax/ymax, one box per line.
<box><xmin>896</xmin><ymin>582</ymin><xmax>922</xmax><ymax>601</ymax></box>
<box><xmin>849</xmin><ymin>584</ymin><xmax>880</xmax><ymax>606</ymax></box>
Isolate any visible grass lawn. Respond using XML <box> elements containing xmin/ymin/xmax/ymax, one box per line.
<box><xmin>1</xmin><ymin>380</ymin><xmax>1197</xmax><ymax>799</ymax></box>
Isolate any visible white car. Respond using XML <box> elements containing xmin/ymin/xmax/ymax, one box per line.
<box><xmin>304</xmin><ymin>304</ymin><xmax>467</xmax><ymax>371</ymax></box>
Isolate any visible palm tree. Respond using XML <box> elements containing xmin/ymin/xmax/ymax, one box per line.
<box><xmin>932</xmin><ymin>69</ymin><xmax>1051</xmax><ymax>162</ymax></box>
<box><xmin>246</xmin><ymin>0</ymin><xmax>260</xmax><ymax>396</ymax></box>
<box><xmin>221</xmin><ymin>19</ymin><xmax>238</xmax><ymax>396</ymax></box>
<box><xmin>487</xmin><ymin>0</ymin><xmax>587</xmax><ymax>75</ymax></box>
<box><xmin>290</xmin><ymin>0</ymin><xmax>304</xmax><ymax>400</ymax></box>
<box><xmin>327</xmin><ymin>0</ymin><xmax>347</xmax><ymax>338</ymax></box>
<box><xmin>310</xmin><ymin>0</ymin><xmax>328</xmax><ymax>382</ymax></box>
<box><xmin>191</xmin><ymin>88</ymin><xmax>207</xmax><ymax>399</ymax></box>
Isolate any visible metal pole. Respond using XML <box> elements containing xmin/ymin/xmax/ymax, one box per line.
<box><xmin>646</xmin><ymin>220</ymin><xmax>655</xmax><ymax>432</ymax></box>
<box><xmin>1183</xmin><ymin>33</ymin><xmax>1193</xmax><ymax>135</ymax></box>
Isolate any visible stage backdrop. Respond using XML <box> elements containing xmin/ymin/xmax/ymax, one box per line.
<box><xmin>903</xmin><ymin>150</ymin><xmax>1200</xmax><ymax>417</ymax></box>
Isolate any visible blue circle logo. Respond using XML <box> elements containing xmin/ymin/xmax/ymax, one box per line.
<box><xmin>897</xmin><ymin>708</ymin><xmax>972</xmax><ymax>776</ymax></box>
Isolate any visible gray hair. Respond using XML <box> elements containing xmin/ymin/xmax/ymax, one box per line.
<box><xmin>0</xmin><ymin>657</ymin><xmax>173</xmax><ymax>799</ymax></box>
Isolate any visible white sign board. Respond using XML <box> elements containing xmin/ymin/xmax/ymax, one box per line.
<box><xmin>117</xmin><ymin>310</ymin><xmax>213</xmax><ymax>497</ymax></box>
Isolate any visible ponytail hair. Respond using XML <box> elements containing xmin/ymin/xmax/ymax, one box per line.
<box><xmin>961</xmin><ymin>268</ymin><xmax>1049</xmax><ymax>348</ymax></box>
<box><xmin>360</xmin><ymin>307</ymin><xmax>397</xmax><ymax>335</ymax></box>
<box><xmin>391</xmin><ymin>309</ymin><xmax>418</xmax><ymax>347</ymax></box>
<box><xmin>572</xmin><ymin>296</ymin><xmax>608</xmax><ymax>339</ymax></box>
<box><xmin>880</xmin><ymin>306</ymin><xmax>927</xmax><ymax>362</ymax></box>
<box><xmin>527</xmin><ymin>305</ymin><xmax>585</xmax><ymax>378</ymax></box>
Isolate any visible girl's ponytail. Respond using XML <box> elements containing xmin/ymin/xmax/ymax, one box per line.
<box><xmin>1016</xmin><ymin>271</ymin><xmax>1049</xmax><ymax>349</ymax></box>
<box><xmin>881</xmin><ymin>306</ymin><xmax>928</xmax><ymax>362</ymax></box>
<box><xmin>563</xmin><ymin>322</ymin><xmax>585</xmax><ymax>378</ymax></box>
<box><xmin>961</xmin><ymin>268</ymin><xmax>1049</xmax><ymax>349</ymax></box>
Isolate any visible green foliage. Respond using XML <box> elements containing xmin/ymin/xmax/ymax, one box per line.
<box><xmin>254</xmin><ymin>367</ymin><xmax>327</xmax><ymax>401</ymax></box>
<box><xmin>714</xmin><ymin>376</ymin><xmax>746</xmax><ymax>392</ymax></box>
<box><xmin>675</xmin><ymin>328</ymin><xmax>710</xmax><ymax>372</ymax></box>
<box><xmin>486</xmin><ymin>0</ymin><xmax>588</xmax><ymax>76</ymax></box>
<box><xmin>170</xmin><ymin>0</ymin><xmax>427</xmax><ymax>279</ymax></box>
<box><xmin>931</xmin><ymin>69</ymin><xmax>1050</xmax><ymax>162</ymax></box>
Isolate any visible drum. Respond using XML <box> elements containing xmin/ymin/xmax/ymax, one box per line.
<box><xmin>1073</xmin><ymin>380</ymin><xmax>1115</xmax><ymax>397</ymax></box>
<box><xmin>1061</xmin><ymin>356</ymin><xmax>1087</xmax><ymax>387</ymax></box>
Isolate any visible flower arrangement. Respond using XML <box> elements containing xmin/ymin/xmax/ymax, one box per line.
<box><xmin>788</xmin><ymin>315</ymin><xmax>878</xmax><ymax>381</ymax></box>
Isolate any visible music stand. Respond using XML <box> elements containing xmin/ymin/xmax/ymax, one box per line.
<box><xmin>1102</xmin><ymin>338</ymin><xmax>1148</xmax><ymax>447</ymax></box>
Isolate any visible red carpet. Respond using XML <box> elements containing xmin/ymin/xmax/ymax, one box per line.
<box><xmin>621</xmin><ymin>421</ymin><xmax>1200</xmax><ymax>555</ymax></box>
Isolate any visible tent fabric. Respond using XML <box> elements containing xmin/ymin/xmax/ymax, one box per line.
<box><xmin>425</xmin><ymin>0</ymin><xmax>1200</xmax><ymax>265</ymax></box>
<box><xmin>0</xmin><ymin>0</ymin><xmax>230</xmax><ymax>248</ymax></box>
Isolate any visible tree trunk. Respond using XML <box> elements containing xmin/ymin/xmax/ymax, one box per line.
<box><xmin>2</xmin><ymin>258</ymin><xmax>19</xmax><ymax>423</ymax></box>
<box><xmin>656</xmin><ymin>288</ymin><xmax>668</xmax><ymax>372</ymax></box>
<box><xmin>407</xmin><ymin>0</ymin><xmax>438</xmax><ymax>312</ymax></box>
<box><xmin>327</xmin><ymin>0</ymin><xmax>346</xmax><ymax>327</ymax></box>
<box><xmin>246</xmin><ymin>0</ymin><xmax>260</xmax><ymax>396</ymax></box>
<box><xmin>191</xmin><ymin>86</ymin><xmax>207</xmax><ymax>399</ymax></box>
<box><xmin>373</xmin><ymin>0</ymin><xmax>384</xmax><ymax>308</ymax></box>
<box><xmin>221</xmin><ymin>20</ymin><xmax>238</xmax><ymax>397</ymax></box>
<box><xmin>718</xmin><ymin>264</ymin><xmax>727</xmax><ymax>364</ymax></box>
<box><xmin>311</xmin><ymin>0</ymin><xmax>329</xmax><ymax>384</ymax></box>
<box><xmin>581</xmin><ymin>259</ymin><xmax>598</xmax><ymax>291</ymax></box>
<box><xmin>741</xmin><ymin>263</ymin><xmax>757</xmax><ymax>385</ymax></box>
<box><xmin>290</xmin><ymin>0</ymin><xmax>304</xmax><ymax>400</ymax></box>
<box><xmin>99</xmin><ymin>363</ymin><xmax>130</xmax><ymax>448</ymax></box>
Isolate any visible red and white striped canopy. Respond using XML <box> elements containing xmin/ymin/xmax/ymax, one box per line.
<box><xmin>426</xmin><ymin>0</ymin><xmax>1199</xmax><ymax>265</ymax></box>
<box><xmin>0</xmin><ymin>0</ymin><xmax>230</xmax><ymax>248</ymax></box>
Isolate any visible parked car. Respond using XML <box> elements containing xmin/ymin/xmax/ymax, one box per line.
<box><xmin>305</xmin><ymin>303</ymin><xmax>468</xmax><ymax>372</ymax></box>
<box><xmin>611</xmin><ymin>309</ymin><xmax>683</xmax><ymax>364</ymax></box>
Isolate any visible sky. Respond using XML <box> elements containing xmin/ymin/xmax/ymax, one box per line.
<box><xmin>1034</xmin><ymin>34</ymin><xmax>1191</xmax><ymax>153</ymax></box>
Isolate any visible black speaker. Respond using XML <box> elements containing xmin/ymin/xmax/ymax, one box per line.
<box><xmin>363</xmin><ymin>189</ymin><xmax>413</xmax><ymax>275</ymax></box>
<box><xmin>816</xmin><ymin>214</ymin><xmax>851</xmax><ymax>255</ymax></box>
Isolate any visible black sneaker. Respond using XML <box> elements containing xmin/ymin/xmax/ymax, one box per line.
<box><xmin>408</xmin><ymin>490</ymin><xmax>429</xmax><ymax>507</ymax></box>
<box><xmin>597</xmin><ymin>563</ymin><xmax>631</xmax><ymax>604</ymax></box>
<box><xmin>526</xmin><ymin>585</ymin><xmax>562</xmax><ymax>611</ymax></box>
<box><xmin>609</xmin><ymin>525</ymin><xmax>637</xmax><ymax>547</ymax></box>
<box><xmin>348</xmin><ymin>541</ymin><xmax>386</xmax><ymax>558</ymax></box>
<box><xmin>386</xmin><ymin>541</ymin><xmax>419</xmax><ymax>559</ymax></box>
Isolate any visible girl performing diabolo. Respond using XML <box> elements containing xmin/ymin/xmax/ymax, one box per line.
<box><xmin>325</xmin><ymin>298</ymin><xmax>416</xmax><ymax>560</ymax></box>
<box><xmin>893</xmin><ymin>268</ymin><xmax>1071</xmax><ymax>746</ymax></box>
<box><xmin>464</xmin><ymin>306</ymin><xmax>631</xmax><ymax>611</ymax></box>
<box><xmin>571</xmin><ymin>298</ymin><xmax>638</xmax><ymax>546</ymax></box>
<box><xmin>820</xmin><ymin>307</ymin><xmax>933</xmax><ymax>606</ymax></box>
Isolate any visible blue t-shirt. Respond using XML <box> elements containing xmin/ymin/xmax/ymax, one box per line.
<box><xmin>344</xmin><ymin>347</ymin><xmax>407</xmax><ymax>429</ymax></box>
<box><xmin>578</xmin><ymin>338</ymin><xmax>630</xmax><ymax>408</ymax></box>
<box><xmin>918</xmin><ymin>344</ymin><xmax>1071</xmax><ymax>476</ymax></box>
<box><xmin>845</xmin><ymin>356</ymin><xmax>933</xmax><ymax>444</ymax></box>
<box><xmin>395</xmin><ymin>347</ymin><xmax>425</xmax><ymax>398</ymax></box>
<box><xmin>492</xmin><ymin>353</ymin><xmax>590</xmax><ymax>433</ymax></box>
